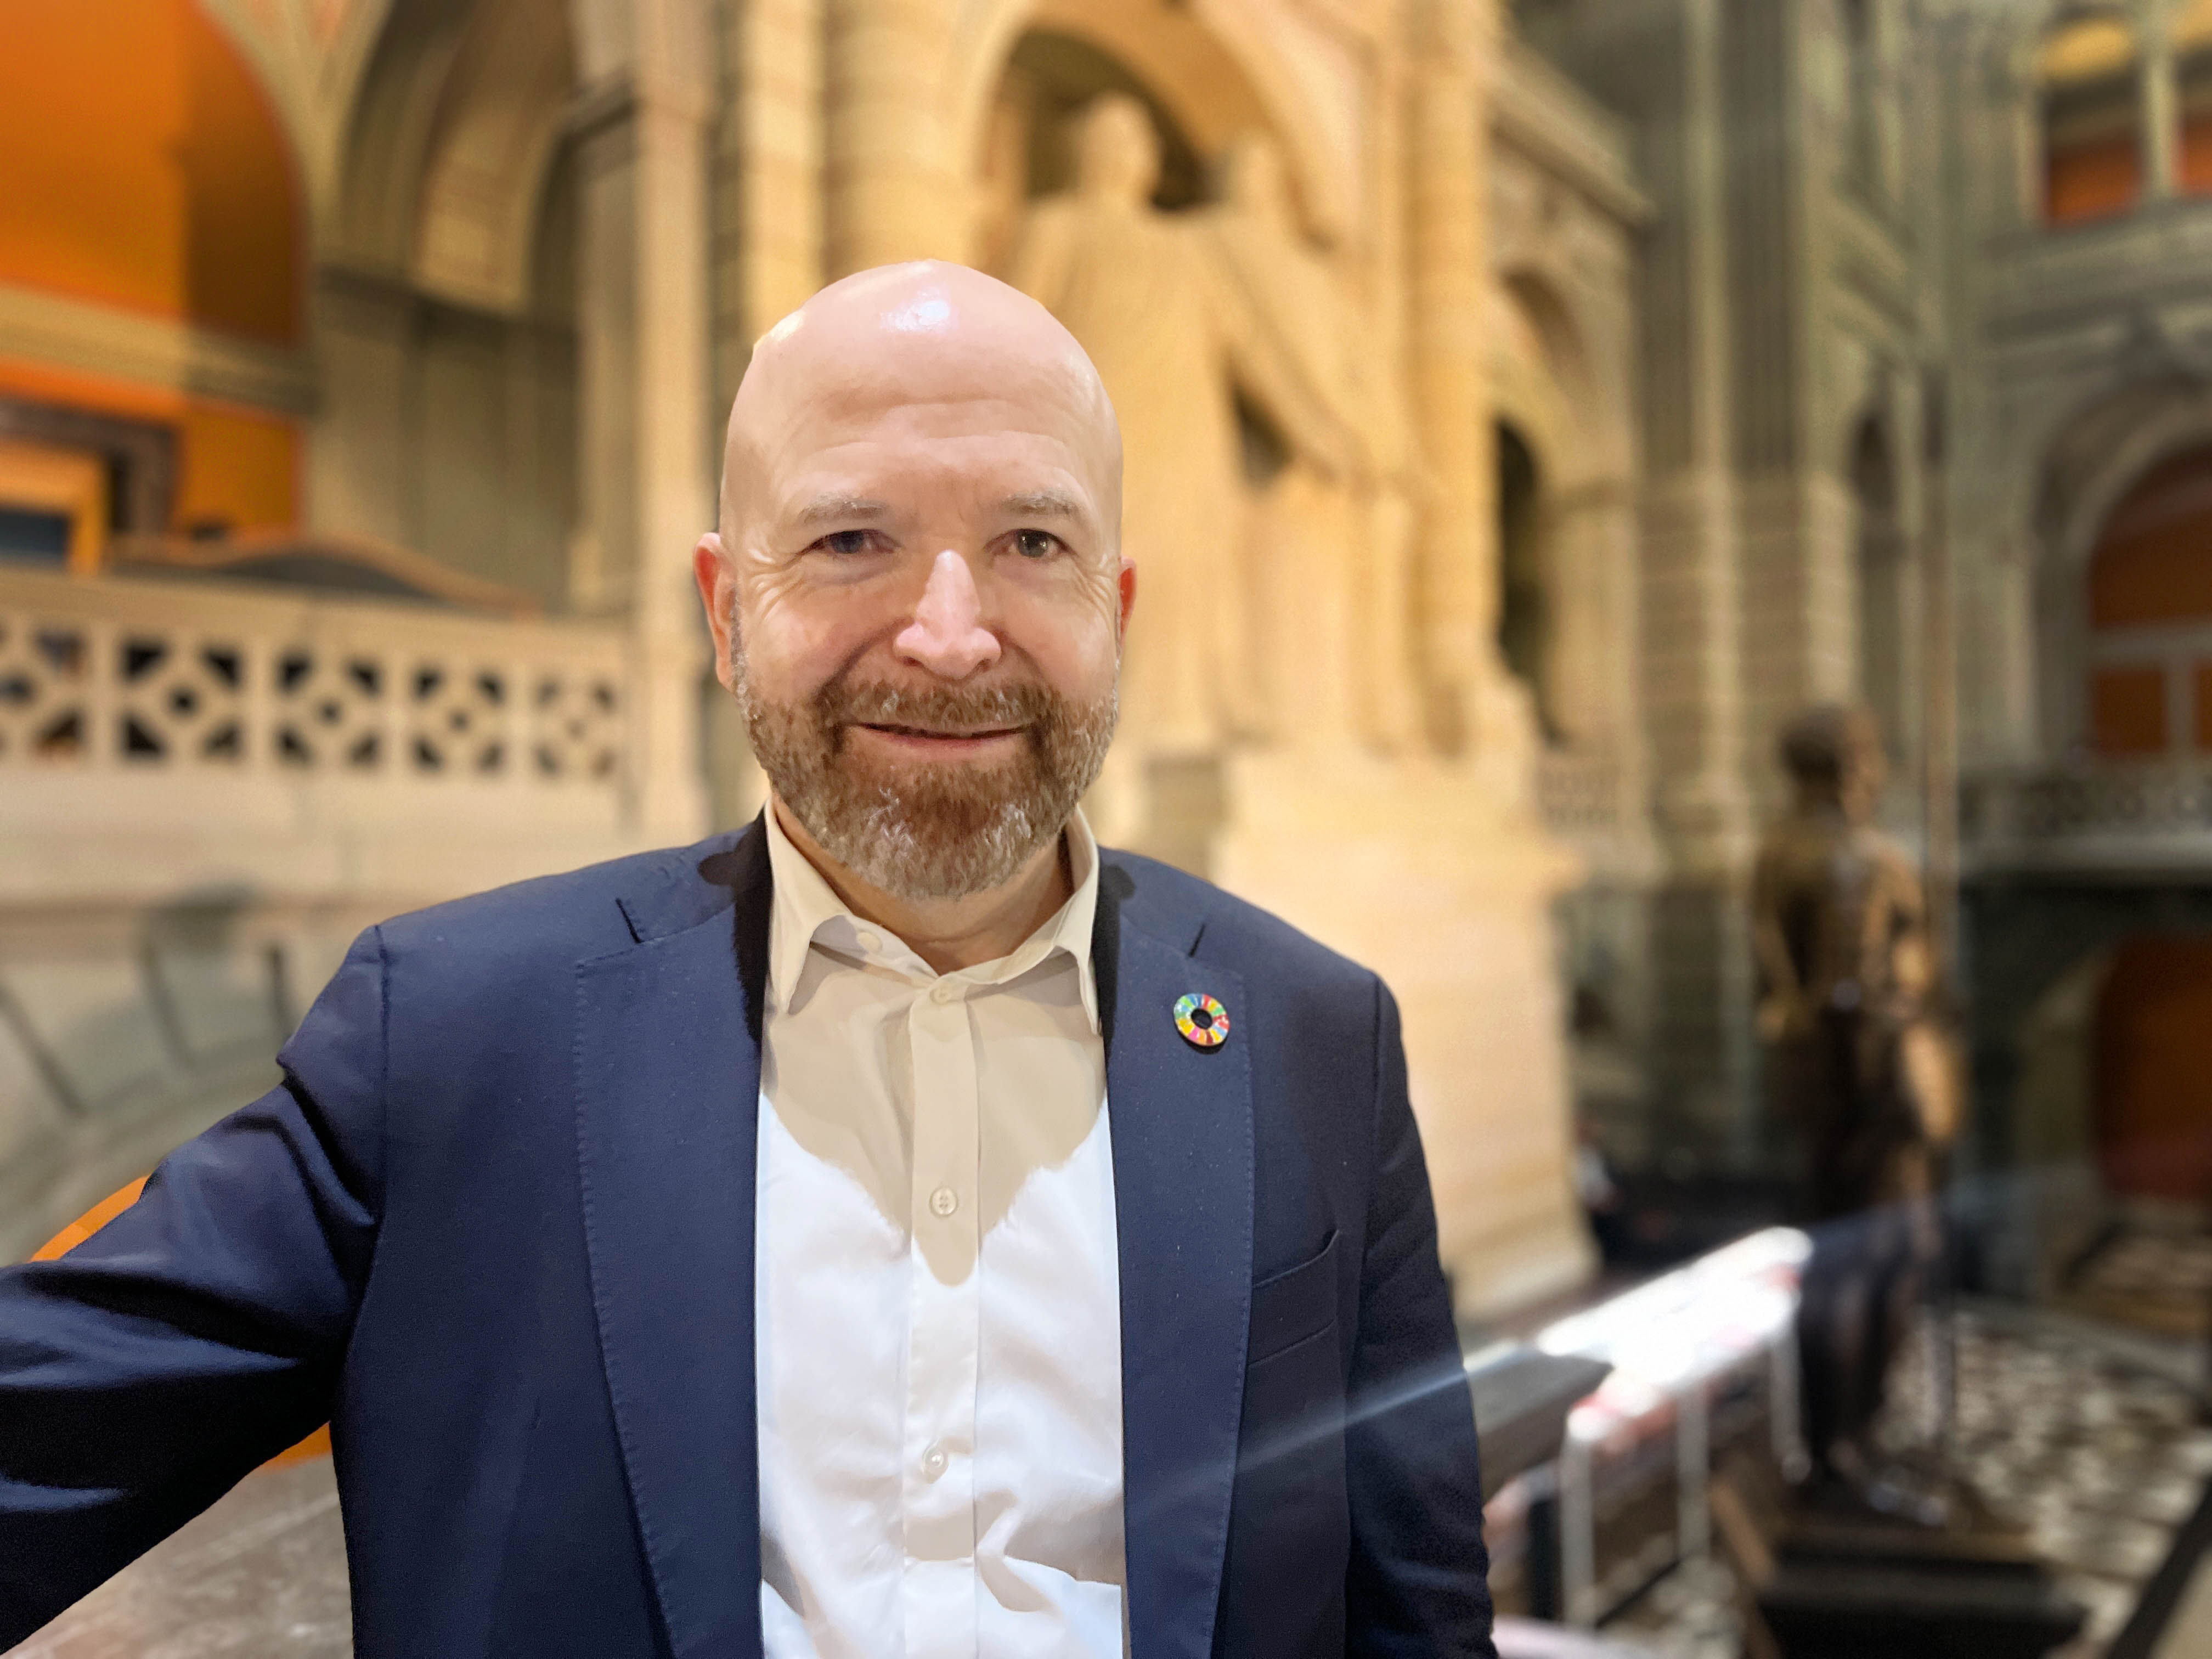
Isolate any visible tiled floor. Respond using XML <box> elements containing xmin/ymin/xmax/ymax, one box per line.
<box><xmin>1605</xmin><ymin>1305</ymin><xmax>2212</xmax><ymax>1658</ymax></box>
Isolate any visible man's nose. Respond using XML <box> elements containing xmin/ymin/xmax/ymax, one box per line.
<box><xmin>895</xmin><ymin>550</ymin><xmax>1001</xmax><ymax>679</ymax></box>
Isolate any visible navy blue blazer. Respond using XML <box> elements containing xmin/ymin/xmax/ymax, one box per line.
<box><xmin>0</xmin><ymin>820</ymin><xmax>1495</xmax><ymax>1656</ymax></box>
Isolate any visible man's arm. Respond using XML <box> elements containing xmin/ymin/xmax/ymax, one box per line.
<box><xmin>0</xmin><ymin>929</ymin><xmax>388</xmax><ymax>1641</ymax></box>
<box><xmin>1344</xmin><ymin>977</ymin><xmax>1498</xmax><ymax>1658</ymax></box>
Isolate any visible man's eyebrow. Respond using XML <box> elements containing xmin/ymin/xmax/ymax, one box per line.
<box><xmin>997</xmin><ymin>491</ymin><xmax>1089</xmax><ymax>523</ymax></box>
<box><xmin>792</xmin><ymin>494</ymin><xmax>893</xmax><ymax>528</ymax></box>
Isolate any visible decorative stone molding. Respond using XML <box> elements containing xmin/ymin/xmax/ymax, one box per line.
<box><xmin>0</xmin><ymin>284</ymin><xmax>314</xmax><ymax>417</ymax></box>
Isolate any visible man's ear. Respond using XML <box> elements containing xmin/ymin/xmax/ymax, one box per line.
<box><xmin>695</xmin><ymin>534</ymin><xmax>738</xmax><ymax>691</ymax></box>
<box><xmin>1117</xmin><ymin>556</ymin><xmax>1137</xmax><ymax>641</ymax></box>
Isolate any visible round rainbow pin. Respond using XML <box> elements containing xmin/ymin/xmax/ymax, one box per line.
<box><xmin>1173</xmin><ymin>992</ymin><xmax>1231</xmax><ymax>1049</ymax></box>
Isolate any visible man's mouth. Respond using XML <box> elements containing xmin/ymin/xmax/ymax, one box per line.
<box><xmin>852</xmin><ymin>721</ymin><xmax>1024</xmax><ymax>751</ymax></box>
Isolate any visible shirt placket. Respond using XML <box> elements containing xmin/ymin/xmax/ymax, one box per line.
<box><xmin>900</xmin><ymin>974</ymin><xmax>983</xmax><ymax>1659</ymax></box>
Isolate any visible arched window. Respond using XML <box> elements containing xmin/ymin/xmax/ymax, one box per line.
<box><xmin>1496</xmin><ymin>421</ymin><xmax>1559</xmax><ymax>745</ymax></box>
<box><xmin>2038</xmin><ymin>12</ymin><xmax>2143</xmax><ymax>224</ymax></box>
<box><xmin>2176</xmin><ymin>0</ymin><xmax>2212</xmax><ymax>193</ymax></box>
<box><xmin>2085</xmin><ymin>444</ymin><xmax>2212</xmax><ymax>755</ymax></box>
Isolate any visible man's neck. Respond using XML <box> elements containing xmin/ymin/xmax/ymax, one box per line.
<box><xmin>770</xmin><ymin>799</ymin><xmax>1074</xmax><ymax>975</ymax></box>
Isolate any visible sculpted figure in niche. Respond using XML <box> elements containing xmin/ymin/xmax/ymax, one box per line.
<box><xmin>1752</xmin><ymin>704</ymin><xmax>1959</xmax><ymax>1515</ymax></box>
<box><xmin>1009</xmin><ymin>98</ymin><xmax>1373</xmax><ymax>847</ymax></box>
<box><xmin>1200</xmin><ymin>136</ymin><xmax>1420</xmax><ymax>751</ymax></box>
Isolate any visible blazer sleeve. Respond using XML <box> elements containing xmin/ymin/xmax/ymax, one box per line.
<box><xmin>1343</xmin><ymin>977</ymin><xmax>1499</xmax><ymax>1658</ymax></box>
<box><xmin>0</xmin><ymin>927</ymin><xmax>389</xmax><ymax>1642</ymax></box>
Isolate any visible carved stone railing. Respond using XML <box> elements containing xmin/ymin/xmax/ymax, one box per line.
<box><xmin>1537</xmin><ymin>751</ymin><xmax>1627</xmax><ymax>837</ymax></box>
<box><xmin>0</xmin><ymin>563</ymin><xmax>625</xmax><ymax>786</ymax></box>
<box><xmin>0</xmin><ymin>565</ymin><xmax>647</xmax><ymax>907</ymax></box>
<box><xmin>1963</xmin><ymin>763</ymin><xmax>2212</xmax><ymax>870</ymax></box>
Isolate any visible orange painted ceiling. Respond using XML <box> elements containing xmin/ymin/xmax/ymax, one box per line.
<box><xmin>0</xmin><ymin>0</ymin><xmax>302</xmax><ymax>345</ymax></box>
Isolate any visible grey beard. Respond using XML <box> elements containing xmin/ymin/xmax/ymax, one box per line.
<box><xmin>732</xmin><ymin>654</ymin><xmax>1117</xmax><ymax>902</ymax></box>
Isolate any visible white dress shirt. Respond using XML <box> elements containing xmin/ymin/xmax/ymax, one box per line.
<box><xmin>755</xmin><ymin>804</ymin><xmax>1127</xmax><ymax>1658</ymax></box>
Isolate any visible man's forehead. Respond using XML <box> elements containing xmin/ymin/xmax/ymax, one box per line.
<box><xmin>723</xmin><ymin>262</ymin><xmax>1119</xmax><ymax>529</ymax></box>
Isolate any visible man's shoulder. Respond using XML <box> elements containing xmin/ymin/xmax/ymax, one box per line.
<box><xmin>374</xmin><ymin>827</ymin><xmax>754</xmax><ymax>970</ymax></box>
<box><xmin>1098</xmin><ymin>847</ymin><xmax>1378</xmax><ymax>996</ymax></box>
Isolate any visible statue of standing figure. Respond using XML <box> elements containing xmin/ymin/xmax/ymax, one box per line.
<box><xmin>1753</xmin><ymin>705</ymin><xmax>1960</xmax><ymax>1512</ymax></box>
<box><xmin>1008</xmin><ymin>98</ymin><xmax>1397</xmax><ymax>853</ymax></box>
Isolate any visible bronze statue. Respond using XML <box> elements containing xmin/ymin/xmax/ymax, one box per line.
<box><xmin>1753</xmin><ymin>705</ymin><xmax>1959</xmax><ymax>1509</ymax></box>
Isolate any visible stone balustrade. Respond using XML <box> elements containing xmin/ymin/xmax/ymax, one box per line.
<box><xmin>0</xmin><ymin>563</ymin><xmax>627</xmax><ymax>791</ymax></box>
<box><xmin>1963</xmin><ymin>761</ymin><xmax>2212</xmax><ymax>871</ymax></box>
<box><xmin>0</xmin><ymin>564</ymin><xmax>660</xmax><ymax>916</ymax></box>
<box><xmin>1537</xmin><ymin>752</ymin><xmax>1626</xmax><ymax>836</ymax></box>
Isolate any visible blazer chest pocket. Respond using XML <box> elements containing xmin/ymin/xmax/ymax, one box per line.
<box><xmin>1247</xmin><ymin>1230</ymin><xmax>1340</xmax><ymax>1367</ymax></box>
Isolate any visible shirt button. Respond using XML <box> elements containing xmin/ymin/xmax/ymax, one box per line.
<box><xmin>929</xmin><ymin>1186</ymin><xmax>959</xmax><ymax>1218</ymax></box>
<box><xmin>856</xmin><ymin>930</ymin><xmax>881</xmax><ymax>954</ymax></box>
<box><xmin>922</xmin><ymin>1443</ymin><xmax>948</xmax><ymax>1481</ymax></box>
<box><xmin>930</xmin><ymin>980</ymin><xmax>959</xmax><ymax>1004</ymax></box>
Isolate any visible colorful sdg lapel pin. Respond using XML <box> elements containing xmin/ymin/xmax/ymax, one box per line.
<box><xmin>1173</xmin><ymin>992</ymin><xmax>1231</xmax><ymax>1050</ymax></box>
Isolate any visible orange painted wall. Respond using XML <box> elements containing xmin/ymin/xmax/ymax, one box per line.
<box><xmin>2091</xmin><ymin>665</ymin><xmax>2169</xmax><ymax>755</ymax></box>
<box><xmin>0</xmin><ymin>3</ymin><xmax>302</xmax><ymax>533</ymax></box>
<box><xmin>0</xmin><ymin>357</ymin><xmax>297</xmax><ymax>532</ymax></box>
<box><xmin>2047</xmin><ymin>135</ymin><xmax>2142</xmax><ymax>224</ymax></box>
<box><xmin>2096</xmin><ymin>938</ymin><xmax>2212</xmax><ymax>1203</ymax></box>
<box><xmin>0</xmin><ymin>0</ymin><xmax>302</xmax><ymax>344</ymax></box>
<box><xmin>2186</xmin><ymin>116</ymin><xmax>2212</xmax><ymax>195</ymax></box>
<box><xmin>2089</xmin><ymin>448</ymin><xmax>2212</xmax><ymax>629</ymax></box>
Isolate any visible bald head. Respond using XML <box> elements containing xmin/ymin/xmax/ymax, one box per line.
<box><xmin>692</xmin><ymin>261</ymin><xmax>1135</xmax><ymax>906</ymax></box>
<box><xmin>721</xmin><ymin>262</ymin><xmax>1120</xmax><ymax>546</ymax></box>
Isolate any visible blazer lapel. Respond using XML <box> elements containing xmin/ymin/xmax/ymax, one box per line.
<box><xmin>575</xmin><ymin>827</ymin><xmax>771</xmax><ymax>1658</ymax></box>
<box><xmin>1100</xmin><ymin>866</ymin><xmax>1256</xmax><ymax>1659</ymax></box>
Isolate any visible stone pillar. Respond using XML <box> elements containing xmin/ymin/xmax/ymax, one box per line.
<box><xmin>1214</xmin><ymin>0</ymin><xmax>1592</xmax><ymax>1319</ymax></box>
<box><xmin>823</xmin><ymin>0</ymin><xmax>965</xmax><ymax>275</ymax></box>
<box><xmin>1546</xmin><ymin>480</ymin><xmax>1639</xmax><ymax>755</ymax></box>
<box><xmin>1640</xmin><ymin>0</ymin><xmax>1757</xmax><ymax>1156</ymax></box>
<box><xmin>572</xmin><ymin>57</ymin><xmax>713</xmax><ymax>844</ymax></box>
<box><xmin>2144</xmin><ymin>30</ymin><xmax>2180</xmax><ymax>201</ymax></box>
<box><xmin>1404</xmin><ymin>0</ymin><xmax>1513</xmax><ymax>765</ymax></box>
<box><xmin>719</xmin><ymin>0</ymin><xmax>823</xmax><ymax>387</ymax></box>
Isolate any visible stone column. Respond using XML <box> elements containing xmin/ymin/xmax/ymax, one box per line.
<box><xmin>1218</xmin><ymin>0</ymin><xmax>1590</xmax><ymax>1318</ymax></box>
<box><xmin>572</xmin><ymin>60</ymin><xmax>713</xmax><ymax>844</ymax></box>
<box><xmin>1639</xmin><ymin>0</ymin><xmax>1757</xmax><ymax>1155</ymax></box>
<box><xmin>823</xmin><ymin>0</ymin><xmax>965</xmax><ymax>275</ymax></box>
<box><xmin>2144</xmin><ymin>29</ymin><xmax>2180</xmax><ymax>201</ymax></box>
<box><xmin>1404</xmin><ymin>0</ymin><xmax>1508</xmax><ymax>761</ymax></box>
<box><xmin>1545</xmin><ymin>480</ymin><xmax>1639</xmax><ymax>755</ymax></box>
<box><xmin>720</xmin><ymin>0</ymin><xmax>823</xmax><ymax>386</ymax></box>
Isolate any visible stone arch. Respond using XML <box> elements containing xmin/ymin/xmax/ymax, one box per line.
<box><xmin>1492</xmin><ymin>270</ymin><xmax>1635</xmax><ymax>758</ymax></box>
<box><xmin>951</xmin><ymin>0</ymin><xmax>1346</xmax><ymax>254</ymax></box>
<box><xmin>336</xmin><ymin>0</ymin><xmax>577</xmax><ymax>310</ymax></box>
<box><xmin>972</xmin><ymin>30</ymin><xmax>1212</xmax><ymax>274</ymax></box>
<box><xmin>1493</xmin><ymin>270</ymin><xmax>1605</xmax><ymax>484</ymax></box>
<box><xmin>2022</xmin><ymin>375</ymin><xmax>2212</xmax><ymax>755</ymax></box>
<box><xmin>318</xmin><ymin>0</ymin><xmax>591</xmax><ymax>606</ymax></box>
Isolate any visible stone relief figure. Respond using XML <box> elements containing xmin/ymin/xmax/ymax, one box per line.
<box><xmin>1752</xmin><ymin>704</ymin><xmax>1960</xmax><ymax>1515</ymax></box>
<box><xmin>1199</xmin><ymin>135</ymin><xmax>1422</xmax><ymax>752</ymax></box>
<box><xmin>1007</xmin><ymin>98</ymin><xmax>1379</xmax><ymax>848</ymax></box>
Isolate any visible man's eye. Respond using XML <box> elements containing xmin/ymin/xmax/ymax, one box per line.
<box><xmin>1011</xmin><ymin>529</ymin><xmax>1060</xmax><ymax>560</ymax></box>
<box><xmin>816</xmin><ymin>530</ymin><xmax>879</xmax><ymax>556</ymax></box>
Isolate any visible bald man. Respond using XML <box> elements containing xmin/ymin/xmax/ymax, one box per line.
<box><xmin>0</xmin><ymin>264</ymin><xmax>1496</xmax><ymax>1658</ymax></box>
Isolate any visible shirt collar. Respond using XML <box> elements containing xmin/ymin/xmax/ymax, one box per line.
<box><xmin>763</xmin><ymin>800</ymin><xmax>1102</xmax><ymax>1034</ymax></box>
